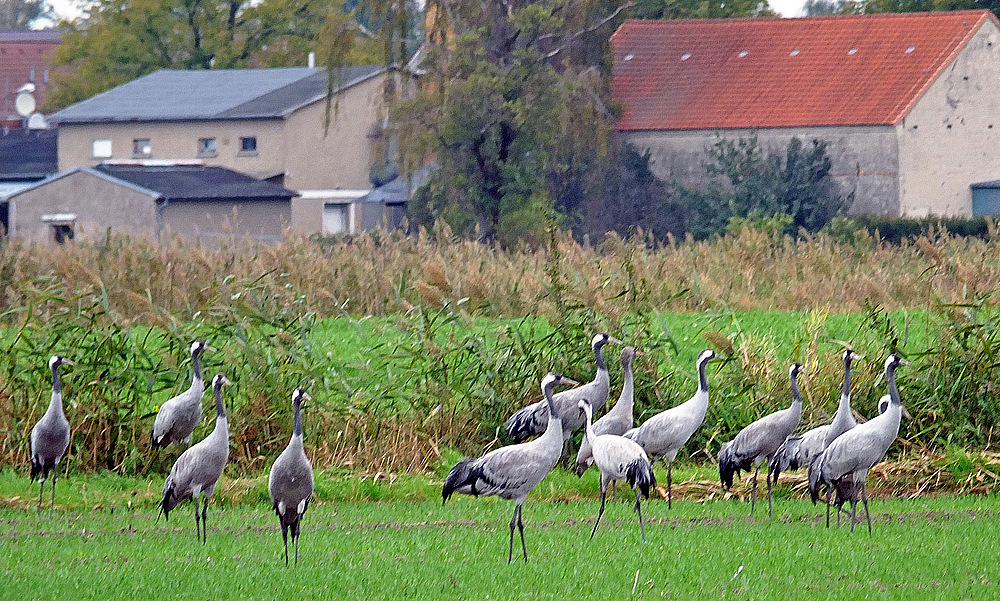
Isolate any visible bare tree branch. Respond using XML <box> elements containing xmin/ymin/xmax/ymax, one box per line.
<box><xmin>542</xmin><ymin>2</ymin><xmax>635</xmax><ymax>59</ymax></box>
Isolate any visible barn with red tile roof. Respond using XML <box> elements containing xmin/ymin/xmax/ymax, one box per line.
<box><xmin>611</xmin><ymin>10</ymin><xmax>1000</xmax><ymax>217</ymax></box>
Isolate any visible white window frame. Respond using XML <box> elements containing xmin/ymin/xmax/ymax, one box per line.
<box><xmin>92</xmin><ymin>139</ymin><xmax>112</xmax><ymax>159</ymax></box>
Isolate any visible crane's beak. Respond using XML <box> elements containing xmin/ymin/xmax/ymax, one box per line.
<box><xmin>608</xmin><ymin>337</ymin><xmax>623</xmax><ymax>345</ymax></box>
<box><xmin>61</xmin><ymin>359</ymin><xmax>76</xmax><ymax>366</ymax></box>
<box><xmin>561</xmin><ymin>377</ymin><xmax>580</xmax><ymax>388</ymax></box>
<box><xmin>900</xmin><ymin>358</ymin><xmax>912</xmax><ymax>366</ymax></box>
<box><xmin>635</xmin><ymin>351</ymin><xmax>646</xmax><ymax>357</ymax></box>
<box><xmin>205</xmin><ymin>345</ymin><xmax>218</xmax><ymax>353</ymax></box>
<box><xmin>221</xmin><ymin>376</ymin><xmax>233</xmax><ymax>386</ymax></box>
<box><xmin>902</xmin><ymin>406</ymin><xmax>913</xmax><ymax>419</ymax></box>
<box><xmin>302</xmin><ymin>392</ymin><xmax>312</xmax><ymax>402</ymax></box>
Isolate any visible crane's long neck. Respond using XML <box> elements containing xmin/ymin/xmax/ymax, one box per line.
<box><xmin>697</xmin><ymin>357</ymin><xmax>710</xmax><ymax>394</ymax></box>
<box><xmin>581</xmin><ymin>403</ymin><xmax>596</xmax><ymax>446</ymax></box>
<box><xmin>293</xmin><ymin>400</ymin><xmax>303</xmax><ymax>438</ymax></box>
<box><xmin>541</xmin><ymin>384</ymin><xmax>563</xmax><ymax>443</ymax></box>
<box><xmin>618</xmin><ymin>359</ymin><xmax>635</xmax><ymax>414</ymax></box>
<box><xmin>887</xmin><ymin>363</ymin><xmax>901</xmax><ymax>406</ymax></box>
<box><xmin>594</xmin><ymin>342</ymin><xmax>607</xmax><ymax>373</ymax></box>
<box><xmin>213</xmin><ymin>384</ymin><xmax>226</xmax><ymax>418</ymax></box>
<box><xmin>790</xmin><ymin>371</ymin><xmax>802</xmax><ymax>410</ymax></box>
<box><xmin>48</xmin><ymin>364</ymin><xmax>64</xmax><ymax>416</ymax></box>
<box><xmin>841</xmin><ymin>354</ymin><xmax>853</xmax><ymax>403</ymax></box>
<box><xmin>191</xmin><ymin>348</ymin><xmax>203</xmax><ymax>386</ymax></box>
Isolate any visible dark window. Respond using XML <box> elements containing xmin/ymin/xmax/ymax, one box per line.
<box><xmin>198</xmin><ymin>137</ymin><xmax>217</xmax><ymax>156</ymax></box>
<box><xmin>133</xmin><ymin>138</ymin><xmax>151</xmax><ymax>157</ymax></box>
<box><xmin>52</xmin><ymin>224</ymin><xmax>74</xmax><ymax>244</ymax></box>
<box><xmin>240</xmin><ymin>137</ymin><xmax>257</xmax><ymax>153</ymax></box>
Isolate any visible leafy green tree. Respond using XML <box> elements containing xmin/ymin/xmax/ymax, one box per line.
<box><xmin>636</xmin><ymin>0</ymin><xmax>775</xmax><ymax>20</ymax></box>
<box><xmin>0</xmin><ymin>0</ymin><xmax>47</xmax><ymax>28</ymax></box>
<box><xmin>394</xmin><ymin>0</ymin><xmax>629</xmax><ymax>246</ymax></box>
<box><xmin>680</xmin><ymin>136</ymin><xmax>845</xmax><ymax>239</ymax></box>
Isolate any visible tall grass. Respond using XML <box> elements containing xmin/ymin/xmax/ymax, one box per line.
<box><xmin>1</xmin><ymin>223</ymin><xmax>999</xmax><ymax>477</ymax></box>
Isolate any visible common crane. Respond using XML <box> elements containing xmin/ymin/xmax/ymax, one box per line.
<box><xmin>444</xmin><ymin>372</ymin><xmax>577</xmax><ymax>563</ymax></box>
<box><xmin>575</xmin><ymin>346</ymin><xmax>640</xmax><ymax>477</ymax></box>
<box><xmin>505</xmin><ymin>334</ymin><xmax>621</xmax><ymax>452</ymax></box>
<box><xmin>269</xmin><ymin>388</ymin><xmax>314</xmax><ymax>566</ymax></box>
<box><xmin>770</xmin><ymin>349</ymin><xmax>861</xmax><ymax>482</ymax></box>
<box><xmin>808</xmin><ymin>354</ymin><xmax>908</xmax><ymax>535</ymax></box>
<box><xmin>719</xmin><ymin>363</ymin><xmax>804</xmax><ymax>517</ymax></box>
<box><xmin>622</xmin><ymin>349</ymin><xmax>717</xmax><ymax>508</ymax></box>
<box><xmin>152</xmin><ymin>341</ymin><xmax>214</xmax><ymax>448</ymax></box>
<box><xmin>29</xmin><ymin>355</ymin><xmax>74</xmax><ymax>509</ymax></box>
<box><xmin>160</xmin><ymin>373</ymin><xmax>232</xmax><ymax>543</ymax></box>
<box><xmin>579</xmin><ymin>399</ymin><xmax>655</xmax><ymax>541</ymax></box>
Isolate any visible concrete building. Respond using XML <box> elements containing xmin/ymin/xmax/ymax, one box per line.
<box><xmin>49</xmin><ymin>66</ymin><xmax>412</xmax><ymax>235</ymax></box>
<box><xmin>2</xmin><ymin>163</ymin><xmax>296</xmax><ymax>243</ymax></box>
<box><xmin>611</xmin><ymin>11</ymin><xmax>1000</xmax><ymax>217</ymax></box>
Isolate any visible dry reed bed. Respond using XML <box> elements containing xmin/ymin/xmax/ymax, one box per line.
<box><xmin>0</xmin><ymin>224</ymin><xmax>993</xmax><ymax>324</ymax></box>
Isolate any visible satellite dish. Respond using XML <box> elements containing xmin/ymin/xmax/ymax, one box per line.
<box><xmin>17</xmin><ymin>82</ymin><xmax>36</xmax><ymax>94</ymax></box>
<box><xmin>15</xmin><ymin>92</ymin><xmax>36</xmax><ymax>117</ymax></box>
<box><xmin>27</xmin><ymin>113</ymin><xmax>48</xmax><ymax>129</ymax></box>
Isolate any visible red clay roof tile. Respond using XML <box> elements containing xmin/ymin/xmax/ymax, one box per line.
<box><xmin>611</xmin><ymin>11</ymin><xmax>997</xmax><ymax>130</ymax></box>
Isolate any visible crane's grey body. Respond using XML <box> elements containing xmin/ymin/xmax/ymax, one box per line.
<box><xmin>719</xmin><ymin>363</ymin><xmax>804</xmax><ymax>516</ymax></box>
<box><xmin>444</xmin><ymin>372</ymin><xmax>576</xmax><ymax>563</ymax></box>
<box><xmin>580</xmin><ymin>399</ymin><xmax>655</xmax><ymax>541</ymax></box>
<box><xmin>809</xmin><ymin>355</ymin><xmax>907</xmax><ymax>534</ymax></box>
<box><xmin>152</xmin><ymin>341</ymin><xmax>210</xmax><ymax>447</ymax></box>
<box><xmin>29</xmin><ymin>356</ymin><xmax>73</xmax><ymax>509</ymax></box>
<box><xmin>505</xmin><ymin>334</ymin><xmax>620</xmax><ymax>450</ymax></box>
<box><xmin>269</xmin><ymin>388</ymin><xmax>314</xmax><ymax>565</ymax></box>
<box><xmin>575</xmin><ymin>347</ymin><xmax>638</xmax><ymax>477</ymax></box>
<box><xmin>770</xmin><ymin>350</ymin><xmax>860</xmax><ymax>481</ymax></box>
<box><xmin>160</xmin><ymin>373</ymin><xmax>231</xmax><ymax>544</ymax></box>
<box><xmin>623</xmin><ymin>349</ymin><xmax>717</xmax><ymax>508</ymax></box>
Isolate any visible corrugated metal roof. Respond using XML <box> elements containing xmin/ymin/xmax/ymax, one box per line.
<box><xmin>94</xmin><ymin>164</ymin><xmax>297</xmax><ymax>201</ymax></box>
<box><xmin>611</xmin><ymin>10</ymin><xmax>998</xmax><ymax>131</ymax></box>
<box><xmin>0</xmin><ymin>129</ymin><xmax>57</xmax><ymax>178</ymax></box>
<box><xmin>0</xmin><ymin>30</ymin><xmax>62</xmax><ymax>43</ymax></box>
<box><xmin>50</xmin><ymin>65</ymin><xmax>385</xmax><ymax>124</ymax></box>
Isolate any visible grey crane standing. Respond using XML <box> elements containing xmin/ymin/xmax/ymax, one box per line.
<box><xmin>444</xmin><ymin>372</ymin><xmax>578</xmax><ymax>563</ymax></box>
<box><xmin>152</xmin><ymin>341</ymin><xmax>214</xmax><ymax>448</ymax></box>
<box><xmin>505</xmin><ymin>334</ymin><xmax>621</xmax><ymax>453</ymax></box>
<box><xmin>29</xmin><ymin>355</ymin><xmax>74</xmax><ymax>509</ymax></box>
<box><xmin>160</xmin><ymin>373</ymin><xmax>232</xmax><ymax>544</ymax></box>
<box><xmin>268</xmin><ymin>387</ymin><xmax>314</xmax><ymax>566</ymax></box>
<box><xmin>579</xmin><ymin>399</ymin><xmax>655</xmax><ymax>541</ymax></box>
<box><xmin>719</xmin><ymin>363</ymin><xmax>804</xmax><ymax>517</ymax></box>
<box><xmin>808</xmin><ymin>354</ymin><xmax>908</xmax><ymax>535</ymax></box>
<box><xmin>770</xmin><ymin>349</ymin><xmax>861</xmax><ymax>482</ymax></box>
<box><xmin>575</xmin><ymin>346</ymin><xmax>641</xmax><ymax>477</ymax></box>
<box><xmin>623</xmin><ymin>349</ymin><xmax>717</xmax><ymax>508</ymax></box>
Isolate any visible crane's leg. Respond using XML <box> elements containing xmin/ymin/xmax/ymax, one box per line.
<box><xmin>37</xmin><ymin>476</ymin><xmax>45</xmax><ymax>510</ymax></box>
<box><xmin>201</xmin><ymin>498</ymin><xmax>209</xmax><ymax>545</ymax></box>
<box><xmin>750</xmin><ymin>465</ymin><xmax>759</xmax><ymax>516</ymax></box>
<box><xmin>825</xmin><ymin>488</ymin><xmax>831</xmax><ymax>528</ymax></box>
<box><xmin>516</xmin><ymin>505</ymin><xmax>527</xmax><ymax>562</ymax></box>
<box><xmin>634</xmin><ymin>489</ymin><xmax>646</xmax><ymax>542</ymax></box>
<box><xmin>282</xmin><ymin>524</ymin><xmax>289</xmax><ymax>565</ymax></box>
<box><xmin>591</xmin><ymin>482</ymin><xmax>608</xmax><ymax>539</ymax></box>
<box><xmin>860</xmin><ymin>481</ymin><xmax>872</xmax><ymax>537</ymax></box>
<box><xmin>293</xmin><ymin>521</ymin><xmax>301</xmax><ymax>567</ymax></box>
<box><xmin>194</xmin><ymin>495</ymin><xmax>202</xmax><ymax>543</ymax></box>
<box><xmin>849</xmin><ymin>494</ymin><xmax>858</xmax><ymax>534</ymax></box>
<box><xmin>507</xmin><ymin>505</ymin><xmax>516</xmax><ymax>564</ymax></box>
<box><xmin>667</xmin><ymin>460</ymin><xmax>673</xmax><ymax>510</ymax></box>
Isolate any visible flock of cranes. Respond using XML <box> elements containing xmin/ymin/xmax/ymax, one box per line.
<box><xmin>445</xmin><ymin>334</ymin><xmax>909</xmax><ymax>561</ymax></box>
<box><xmin>26</xmin><ymin>333</ymin><xmax>909</xmax><ymax>565</ymax></box>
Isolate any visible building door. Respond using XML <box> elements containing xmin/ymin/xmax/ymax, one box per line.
<box><xmin>0</xmin><ymin>202</ymin><xmax>7</xmax><ymax>236</ymax></box>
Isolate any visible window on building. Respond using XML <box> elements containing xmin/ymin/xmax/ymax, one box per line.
<box><xmin>239</xmin><ymin>136</ymin><xmax>257</xmax><ymax>155</ymax></box>
<box><xmin>41</xmin><ymin>214</ymin><xmax>76</xmax><ymax>244</ymax></box>
<box><xmin>92</xmin><ymin>139</ymin><xmax>112</xmax><ymax>159</ymax></box>
<box><xmin>323</xmin><ymin>203</ymin><xmax>350</xmax><ymax>235</ymax></box>
<box><xmin>133</xmin><ymin>138</ymin><xmax>152</xmax><ymax>157</ymax></box>
<box><xmin>198</xmin><ymin>137</ymin><xmax>217</xmax><ymax>157</ymax></box>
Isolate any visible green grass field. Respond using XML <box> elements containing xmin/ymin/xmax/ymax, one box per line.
<box><xmin>3</xmin><ymin>471</ymin><xmax>999</xmax><ymax>600</ymax></box>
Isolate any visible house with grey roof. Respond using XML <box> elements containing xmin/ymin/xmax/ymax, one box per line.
<box><xmin>49</xmin><ymin>65</ymin><xmax>412</xmax><ymax>236</ymax></box>
<box><xmin>3</xmin><ymin>162</ymin><xmax>296</xmax><ymax>243</ymax></box>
